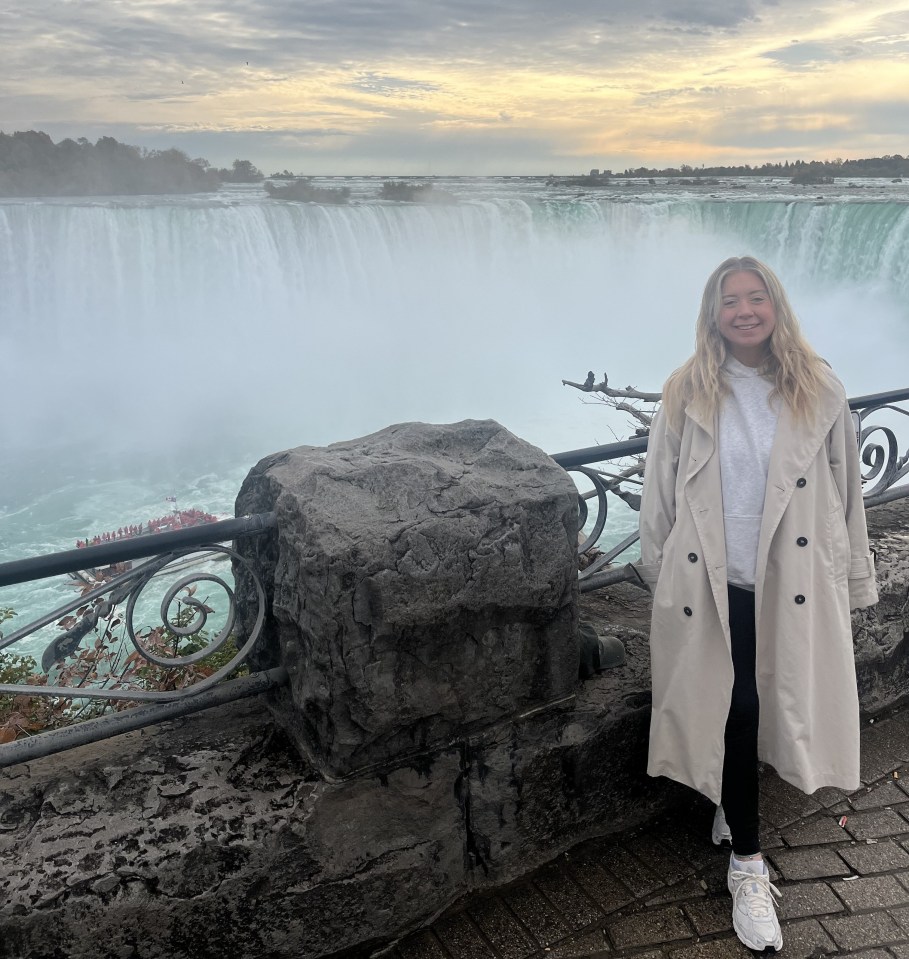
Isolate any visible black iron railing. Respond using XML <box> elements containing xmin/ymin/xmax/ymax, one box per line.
<box><xmin>0</xmin><ymin>513</ymin><xmax>283</xmax><ymax>767</ymax></box>
<box><xmin>555</xmin><ymin>386</ymin><xmax>909</xmax><ymax>592</ymax></box>
<box><xmin>1</xmin><ymin>386</ymin><xmax>906</xmax><ymax>765</ymax></box>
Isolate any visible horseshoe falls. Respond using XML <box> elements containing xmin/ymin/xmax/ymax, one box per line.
<box><xmin>2</xmin><ymin>178</ymin><xmax>908</xmax><ymax>626</ymax></box>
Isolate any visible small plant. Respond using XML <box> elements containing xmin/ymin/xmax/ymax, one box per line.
<box><xmin>0</xmin><ymin>589</ymin><xmax>248</xmax><ymax>743</ymax></box>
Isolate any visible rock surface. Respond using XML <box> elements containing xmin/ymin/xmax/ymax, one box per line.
<box><xmin>233</xmin><ymin>419</ymin><xmax>581</xmax><ymax>779</ymax></box>
<box><xmin>0</xmin><ymin>702</ymin><xmax>464</xmax><ymax>959</ymax></box>
<box><xmin>0</xmin><ymin>621</ymin><xmax>673</xmax><ymax>959</ymax></box>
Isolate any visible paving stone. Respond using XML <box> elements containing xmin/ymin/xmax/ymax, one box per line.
<box><xmin>544</xmin><ymin>928</ymin><xmax>612</xmax><ymax>958</ymax></box>
<box><xmin>760</xmin><ymin>795</ymin><xmax>808</xmax><ymax>829</ymax></box>
<box><xmin>767</xmin><ymin>845</ymin><xmax>851</xmax><ymax>880</ymax></box>
<box><xmin>757</xmin><ymin>826</ymin><xmax>785</xmax><ymax>850</ymax></box>
<box><xmin>831</xmin><ymin>873</ymin><xmax>909</xmax><ymax>911</ymax></box>
<box><xmin>607</xmin><ymin>905</ymin><xmax>693</xmax><ymax>950</ymax></box>
<box><xmin>781</xmin><ymin>816</ymin><xmax>849</xmax><ymax>846</ymax></box>
<box><xmin>885</xmin><ymin>710</ymin><xmax>909</xmax><ymax>740</ymax></box>
<box><xmin>865</xmin><ymin>717</ymin><xmax>909</xmax><ymax>765</ymax></box>
<box><xmin>598</xmin><ymin>844</ymin><xmax>664</xmax><ymax>899</ymax></box>
<box><xmin>682</xmin><ymin>897</ymin><xmax>734</xmax><ymax>936</ymax></box>
<box><xmin>860</xmin><ymin>731</ymin><xmax>904</xmax><ymax>783</ymax></box>
<box><xmin>397</xmin><ymin>930</ymin><xmax>450</xmax><ymax>959</ymax></box>
<box><xmin>433</xmin><ymin>914</ymin><xmax>496</xmax><ymax>959</ymax></box>
<box><xmin>760</xmin><ymin>773</ymin><xmax>823</xmax><ymax>823</ymax></box>
<box><xmin>567</xmin><ymin>853</ymin><xmax>634</xmax><ymax>915</ymax></box>
<box><xmin>648</xmin><ymin>821</ymin><xmax>719</xmax><ymax>871</ymax></box>
<box><xmin>777</xmin><ymin>881</ymin><xmax>845</xmax><ymax>920</ymax></box>
<box><xmin>820</xmin><ymin>911</ymin><xmax>905</xmax><ymax>951</ymax></box>
<box><xmin>845</xmin><ymin>808</ymin><xmax>909</xmax><ymax>840</ymax></box>
<box><xmin>667</xmin><ymin>938</ymin><xmax>751</xmax><ymax>959</ymax></box>
<box><xmin>534</xmin><ymin>863</ymin><xmax>602</xmax><ymax>930</ymax></box>
<box><xmin>775</xmin><ymin>918</ymin><xmax>836</xmax><ymax>959</ymax></box>
<box><xmin>845</xmin><ymin>951</ymin><xmax>898</xmax><ymax>959</ymax></box>
<box><xmin>849</xmin><ymin>780</ymin><xmax>909</xmax><ymax>810</ymax></box>
<box><xmin>501</xmin><ymin>883</ymin><xmax>571</xmax><ymax>947</ymax></box>
<box><xmin>892</xmin><ymin>903</ymin><xmax>909</xmax><ymax>936</ymax></box>
<box><xmin>467</xmin><ymin>898</ymin><xmax>537</xmax><ymax>959</ymax></box>
<box><xmin>631</xmin><ymin>833</ymin><xmax>697</xmax><ymax>885</ymax></box>
<box><xmin>813</xmin><ymin>786</ymin><xmax>848</xmax><ymax>808</ymax></box>
<box><xmin>890</xmin><ymin>946</ymin><xmax>909</xmax><ymax>959</ymax></box>
<box><xmin>700</xmin><ymin>859</ymin><xmax>731</xmax><ymax>897</ymax></box>
<box><xmin>838</xmin><ymin>839</ymin><xmax>909</xmax><ymax>874</ymax></box>
<box><xmin>645</xmin><ymin>877</ymin><xmax>708</xmax><ymax>907</ymax></box>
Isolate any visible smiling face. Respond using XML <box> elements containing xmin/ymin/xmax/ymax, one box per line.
<box><xmin>717</xmin><ymin>270</ymin><xmax>777</xmax><ymax>367</ymax></box>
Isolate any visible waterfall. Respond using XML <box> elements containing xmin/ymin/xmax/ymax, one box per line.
<box><xmin>3</xmin><ymin>189</ymin><xmax>906</xmax><ymax>461</ymax></box>
<box><xmin>1</xmin><ymin>181</ymin><xmax>907</xmax><ymax>637</ymax></box>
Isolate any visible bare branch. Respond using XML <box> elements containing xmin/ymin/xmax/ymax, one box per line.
<box><xmin>561</xmin><ymin>372</ymin><xmax>662</xmax><ymax>403</ymax></box>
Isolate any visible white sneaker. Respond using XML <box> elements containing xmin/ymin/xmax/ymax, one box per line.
<box><xmin>727</xmin><ymin>857</ymin><xmax>783</xmax><ymax>952</ymax></box>
<box><xmin>711</xmin><ymin>804</ymin><xmax>732</xmax><ymax>845</ymax></box>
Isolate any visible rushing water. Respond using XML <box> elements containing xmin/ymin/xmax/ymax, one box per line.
<box><xmin>2</xmin><ymin>176</ymin><xmax>908</xmax><ymax>653</ymax></box>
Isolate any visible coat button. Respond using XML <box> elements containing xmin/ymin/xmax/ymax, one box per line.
<box><xmin>688</xmin><ymin>552</ymin><xmax>698</xmax><ymax>563</ymax></box>
<box><xmin>796</xmin><ymin>478</ymin><xmax>807</xmax><ymax>488</ymax></box>
<box><xmin>683</xmin><ymin>606</ymin><xmax>693</xmax><ymax>616</ymax></box>
<box><xmin>795</xmin><ymin>594</ymin><xmax>806</xmax><ymax>604</ymax></box>
<box><xmin>796</xmin><ymin>536</ymin><xmax>808</xmax><ymax>547</ymax></box>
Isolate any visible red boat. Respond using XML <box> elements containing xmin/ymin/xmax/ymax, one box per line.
<box><xmin>70</xmin><ymin>504</ymin><xmax>223</xmax><ymax>587</ymax></box>
<box><xmin>75</xmin><ymin>508</ymin><xmax>219</xmax><ymax>550</ymax></box>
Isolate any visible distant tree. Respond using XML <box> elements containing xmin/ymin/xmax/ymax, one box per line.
<box><xmin>219</xmin><ymin>158</ymin><xmax>263</xmax><ymax>182</ymax></box>
<box><xmin>0</xmin><ymin>130</ymin><xmax>220</xmax><ymax>196</ymax></box>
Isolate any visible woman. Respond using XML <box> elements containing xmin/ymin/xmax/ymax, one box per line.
<box><xmin>638</xmin><ymin>256</ymin><xmax>878</xmax><ymax>952</ymax></box>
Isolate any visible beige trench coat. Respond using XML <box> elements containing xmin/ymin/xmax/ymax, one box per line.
<box><xmin>638</xmin><ymin>367</ymin><xmax>878</xmax><ymax>804</ymax></box>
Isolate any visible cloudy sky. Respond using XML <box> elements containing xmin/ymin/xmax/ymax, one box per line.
<box><xmin>2</xmin><ymin>0</ymin><xmax>908</xmax><ymax>174</ymax></box>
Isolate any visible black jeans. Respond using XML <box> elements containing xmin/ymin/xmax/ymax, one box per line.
<box><xmin>722</xmin><ymin>584</ymin><xmax>761</xmax><ymax>856</ymax></box>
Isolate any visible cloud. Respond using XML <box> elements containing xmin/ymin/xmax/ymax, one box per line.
<box><xmin>348</xmin><ymin>73</ymin><xmax>441</xmax><ymax>97</ymax></box>
<box><xmin>3</xmin><ymin>0</ymin><xmax>909</xmax><ymax>173</ymax></box>
<box><xmin>762</xmin><ymin>40</ymin><xmax>859</xmax><ymax>67</ymax></box>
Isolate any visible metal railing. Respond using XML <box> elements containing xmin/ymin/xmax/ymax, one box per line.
<box><xmin>1</xmin><ymin>386</ymin><xmax>906</xmax><ymax>765</ymax></box>
<box><xmin>0</xmin><ymin>513</ymin><xmax>283</xmax><ymax>767</ymax></box>
<box><xmin>555</xmin><ymin>386</ymin><xmax>909</xmax><ymax>592</ymax></box>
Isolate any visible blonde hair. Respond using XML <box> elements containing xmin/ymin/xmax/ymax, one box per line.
<box><xmin>661</xmin><ymin>256</ymin><xmax>827</xmax><ymax>434</ymax></box>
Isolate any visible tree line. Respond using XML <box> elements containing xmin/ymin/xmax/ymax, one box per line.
<box><xmin>3</xmin><ymin>130</ymin><xmax>907</xmax><ymax>197</ymax></box>
<box><xmin>0</xmin><ymin>131</ymin><xmax>265</xmax><ymax>197</ymax></box>
<box><xmin>608</xmin><ymin>156</ymin><xmax>909</xmax><ymax>179</ymax></box>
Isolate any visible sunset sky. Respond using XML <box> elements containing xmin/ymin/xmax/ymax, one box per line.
<box><xmin>3</xmin><ymin>0</ymin><xmax>908</xmax><ymax>175</ymax></box>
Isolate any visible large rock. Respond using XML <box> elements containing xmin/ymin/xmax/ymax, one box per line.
<box><xmin>233</xmin><ymin>419</ymin><xmax>580</xmax><ymax>779</ymax></box>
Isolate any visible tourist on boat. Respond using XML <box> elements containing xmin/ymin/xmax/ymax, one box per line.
<box><xmin>638</xmin><ymin>255</ymin><xmax>878</xmax><ymax>952</ymax></box>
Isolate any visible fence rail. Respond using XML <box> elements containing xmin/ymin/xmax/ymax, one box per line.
<box><xmin>556</xmin><ymin>386</ymin><xmax>909</xmax><ymax>591</ymax></box>
<box><xmin>1</xmin><ymin>386</ymin><xmax>907</xmax><ymax>765</ymax></box>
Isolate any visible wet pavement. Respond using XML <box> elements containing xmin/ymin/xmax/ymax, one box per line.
<box><xmin>393</xmin><ymin>706</ymin><xmax>909</xmax><ymax>958</ymax></box>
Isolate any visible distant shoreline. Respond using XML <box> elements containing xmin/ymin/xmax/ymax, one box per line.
<box><xmin>2</xmin><ymin>130</ymin><xmax>908</xmax><ymax>197</ymax></box>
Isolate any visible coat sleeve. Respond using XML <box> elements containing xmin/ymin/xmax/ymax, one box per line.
<box><xmin>638</xmin><ymin>408</ymin><xmax>682</xmax><ymax>589</ymax></box>
<box><xmin>828</xmin><ymin>400</ymin><xmax>879</xmax><ymax>609</ymax></box>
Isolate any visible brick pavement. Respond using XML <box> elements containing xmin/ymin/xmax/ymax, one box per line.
<box><xmin>394</xmin><ymin>707</ymin><xmax>909</xmax><ymax>958</ymax></box>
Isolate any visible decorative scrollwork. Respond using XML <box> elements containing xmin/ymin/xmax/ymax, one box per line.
<box><xmin>0</xmin><ymin>544</ymin><xmax>266</xmax><ymax>704</ymax></box>
<box><xmin>856</xmin><ymin>405</ymin><xmax>909</xmax><ymax>500</ymax></box>
<box><xmin>568</xmin><ymin>465</ymin><xmax>609</xmax><ymax>557</ymax></box>
<box><xmin>565</xmin><ymin>465</ymin><xmax>644</xmax><ymax>581</ymax></box>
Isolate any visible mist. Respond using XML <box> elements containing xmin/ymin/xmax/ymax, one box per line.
<box><xmin>2</xmin><ymin>178</ymin><xmax>909</xmax><ymax>636</ymax></box>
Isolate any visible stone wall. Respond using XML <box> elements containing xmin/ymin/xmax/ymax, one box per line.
<box><xmin>1</xmin><ymin>421</ymin><xmax>907</xmax><ymax>959</ymax></box>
